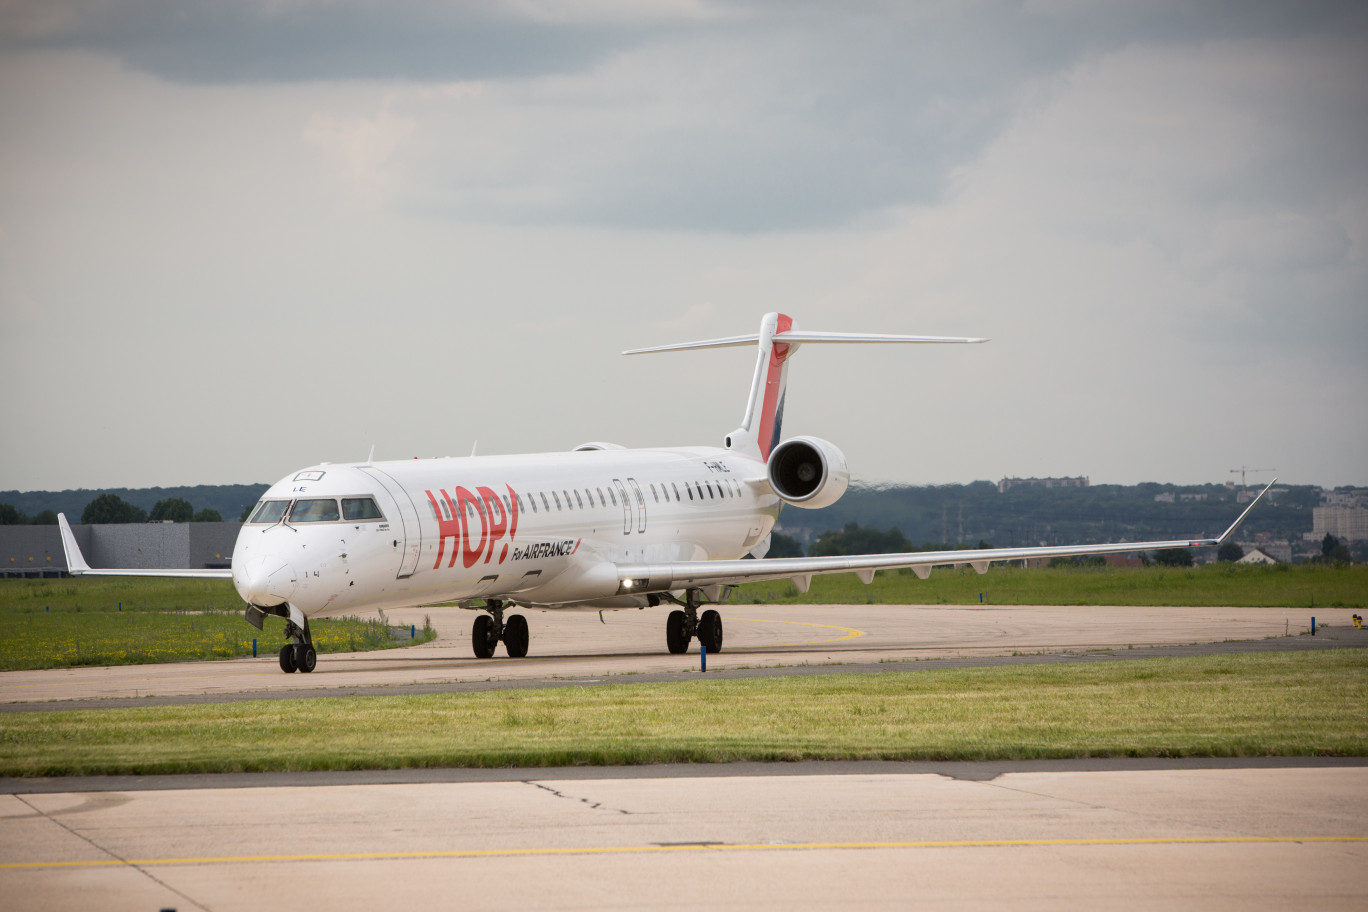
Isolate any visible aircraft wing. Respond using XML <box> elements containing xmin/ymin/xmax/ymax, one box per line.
<box><xmin>613</xmin><ymin>480</ymin><xmax>1275</xmax><ymax>597</ymax></box>
<box><xmin>57</xmin><ymin>513</ymin><xmax>234</xmax><ymax>579</ymax></box>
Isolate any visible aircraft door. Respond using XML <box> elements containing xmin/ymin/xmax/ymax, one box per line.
<box><xmin>612</xmin><ymin>479</ymin><xmax>633</xmax><ymax>535</ymax></box>
<box><xmin>627</xmin><ymin>478</ymin><xmax>647</xmax><ymax>533</ymax></box>
<box><xmin>359</xmin><ymin>466</ymin><xmax>422</xmax><ymax>578</ymax></box>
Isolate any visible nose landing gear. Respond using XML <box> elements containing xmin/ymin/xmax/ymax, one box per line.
<box><xmin>278</xmin><ymin>615</ymin><xmax>316</xmax><ymax>673</ymax></box>
<box><xmin>471</xmin><ymin>600</ymin><xmax>530</xmax><ymax>658</ymax></box>
<box><xmin>665</xmin><ymin>589</ymin><xmax>724</xmax><ymax>655</ymax></box>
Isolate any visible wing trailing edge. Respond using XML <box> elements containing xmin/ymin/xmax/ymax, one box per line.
<box><xmin>612</xmin><ymin>479</ymin><xmax>1277</xmax><ymax>595</ymax></box>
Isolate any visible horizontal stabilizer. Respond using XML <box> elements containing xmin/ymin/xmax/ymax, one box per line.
<box><xmin>623</xmin><ymin>329</ymin><xmax>987</xmax><ymax>355</ymax></box>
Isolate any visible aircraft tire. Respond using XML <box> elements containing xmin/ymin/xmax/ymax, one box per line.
<box><xmin>505</xmin><ymin>614</ymin><xmax>529</xmax><ymax>658</ymax></box>
<box><xmin>666</xmin><ymin>610</ymin><xmax>690</xmax><ymax>654</ymax></box>
<box><xmin>472</xmin><ymin>614</ymin><xmax>497</xmax><ymax>659</ymax></box>
<box><xmin>699</xmin><ymin>609</ymin><xmax>723</xmax><ymax>653</ymax></box>
<box><xmin>278</xmin><ymin>644</ymin><xmax>298</xmax><ymax>673</ymax></box>
<box><xmin>297</xmin><ymin>644</ymin><xmax>317</xmax><ymax>673</ymax></box>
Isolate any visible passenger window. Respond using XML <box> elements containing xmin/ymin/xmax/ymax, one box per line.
<box><xmin>516</xmin><ymin>494</ymin><xmax>526</xmax><ymax>513</ymax></box>
<box><xmin>248</xmin><ymin>500</ymin><xmax>289</xmax><ymax>523</ymax></box>
<box><xmin>671</xmin><ymin>483</ymin><xmax>680</xmax><ymax>500</ymax></box>
<box><xmin>553</xmin><ymin>491</ymin><xmax>562</xmax><ymax>510</ymax></box>
<box><xmin>687</xmin><ymin>485</ymin><xmax>694</xmax><ymax>500</ymax></box>
<box><xmin>342</xmin><ymin>497</ymin><xmax>384</xmax><ymax>521</ymax></box>
<box><xmin>609</xmin><ymin>489</ymin><xmax>617</xmax><ymax>506</ymax></box>
<box><xmin>695</xmin><ymin>482</ymin><xmax>704</xmax><ymax>500</ymax></box>
<box><xmin>596</xmin><ymin>487</ymin><xmax>605</xmax><ymax>506</ymax></box>
<box><xmin>574</xmin><ymin>490</ymin><xmax>584</xmax><ymax>508</ymax></box>
<box><xmin>650</xmin><ymin>484</ymin><xmax>659</xmax><ymax>502</ymax></box>
<box><xmin>291</xmin><ymin>499</ymin><xmax>340</xmax><ymax>522</ymax></box>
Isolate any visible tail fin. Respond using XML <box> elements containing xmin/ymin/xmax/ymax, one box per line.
<box><xmin>623</xmin><ymin>313</ymin><xmax>987</xmax><ymax>460</ymax></box>
<box><xmin>736</xmin><ymin>312</ymin><xmax>795</xmax><ymax>460</ymax></box>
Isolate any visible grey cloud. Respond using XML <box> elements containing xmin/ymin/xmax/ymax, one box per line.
<box><xmin>0</xmin><ymin>1</ymin><xmax>662</xmax><ymax>83</ymax></box>
<box><xmin>4</xmin><ymin>0</ymin><xmax>1364</xmax><ymax>233</ymax></box>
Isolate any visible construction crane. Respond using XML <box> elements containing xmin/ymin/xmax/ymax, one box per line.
<box><xmin>1230</xmin><ymin>466</ymin><xmax>1276</xmax><ymax>496</ymax></box>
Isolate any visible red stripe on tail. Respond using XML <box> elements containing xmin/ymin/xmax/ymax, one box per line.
<box><xmin>754</xmin><ymin>313</ymin><xmax>793</xmax><ymax>460</ymax></box>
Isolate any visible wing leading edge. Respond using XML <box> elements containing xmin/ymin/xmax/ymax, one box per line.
<box><xmin>613</xmin><ymin>480</ymin><xmax>1277</xmax><ymax>596</ymax></box>
<box><xmin>57</xmin><ymin>513</ymin><xmax>234</xmax><ymax>579</ymax></box>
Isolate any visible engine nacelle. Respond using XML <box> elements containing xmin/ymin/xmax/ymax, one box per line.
<box><xmin>767</xmin><ymin>436</ymin><xmax>850</xmax><ymax>509</ymax></box>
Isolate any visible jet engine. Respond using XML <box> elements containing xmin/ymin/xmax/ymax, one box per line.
<box><xmin>766</xmin><ymin>436</ymin><xmax>850</xmax><ymax>509</ymax></box>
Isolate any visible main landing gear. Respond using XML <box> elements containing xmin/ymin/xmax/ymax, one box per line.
<box><xmin>665</xmin><ymin>589</ymin><xmax>723</xmax><ymax>655</ymax></box>
<box><xmin>279</xmin><ymin>616</ymin><xmax>316</xmax><ymax>674</ymax></box>
<box><xmin>471</xmin><ymin>600</ymin><xmax>530</xmax><ymax>659</ymax></box>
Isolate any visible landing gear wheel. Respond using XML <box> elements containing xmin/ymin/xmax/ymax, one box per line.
<box><xmin>279</xmin><ymin>644</ymin><xmax>298</xmax><ymax>673</ymax></box>
<box><xmin>699</xmin><ymin>609</ymin><xmax>723</xmax><ymax>653</ymax></box>
<box><xmin>504</xmin><ymin>614</ymin><xmax>529</xmax><ymax>658</ymax></box>
<box><xmin>296</xmin><ymin>644</ymin><xmax>317</xmax><ymax>673</ymax></box>
<box><xmin>666</xmin><ymin>609</ymin><xmax>690</xmax><ymax>654</ymax></box>
<box><xmin>472</xmin><ymin>614</ymin><xmax>498</xmax><ymax>659</ymax></box>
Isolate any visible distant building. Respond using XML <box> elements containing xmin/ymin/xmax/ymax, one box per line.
<box><xmin>1312</xmin><ymin>507</ymin><xmax>1368</xmax><ymax>543</ymax></box>
<box><xmin>1237</xmin><ymin>548</ymin><xmax>1279</xmax><ymax>565</ymax></box>
<box><xmin>0</xmin><ymin>522</ymin><xmax>238</xmax><ymax>577</ymax></box>
<box><xmin>998</xmin><ymin>476</ymin><xmax>1089</xmax><ymax>494</ymax></box>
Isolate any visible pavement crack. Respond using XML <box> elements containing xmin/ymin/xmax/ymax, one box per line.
<box><xmin>14</xmin><ymin>794</ymin><xmax>213</xmax><ymax>912</ymax></box>
<box><xmin>524</xmin><ymin>781</ymin><xmax>631</xmax><ymax>814</ymax></box>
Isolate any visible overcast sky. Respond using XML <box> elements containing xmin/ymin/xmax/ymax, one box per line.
<box><xmin>2</xmin><ymin>0</ymin><xmax>1364</xmax><ymax>493</ymax></box>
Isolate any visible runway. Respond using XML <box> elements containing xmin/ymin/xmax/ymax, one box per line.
<box><xmin>2</xmin><ymin>762</ymin><xmax>1364</xmax><ymax>911</ymax></box>
<box><xmin>1</xmin><ymin>604</ymin><xmax>1353</xmax><ymax>708</ymax></box>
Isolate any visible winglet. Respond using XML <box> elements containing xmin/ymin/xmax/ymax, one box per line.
<box><xmin>57</xmin><ymin>513</ymin><xmax>91</xmax><ymax>575</ymax></box>
<box><xmin>1215</xmin><ymin>478</ymin><xmax>1278</xmax><ymax>545</ymax></box>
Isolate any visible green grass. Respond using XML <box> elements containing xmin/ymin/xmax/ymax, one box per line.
<box><xmin>732</xmin><ymin>562</ymin><xmax>1368</xmax><ymax>608</ymax></box>
<box><xmin>1</xmin><ymin>651</ymin><xmax>1363</xmax><ymax>776</ymax></box>
<box><xmin>0</xmin><ymin>578</ymin><xmax>434</xmax><ymax>671</ymax></box>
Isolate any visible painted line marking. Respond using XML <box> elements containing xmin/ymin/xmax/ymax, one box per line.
<box><xmin>733</xmin><ymin>616</ymin><xmax>865</xmax><ymax>647</ymax></box>
<box><xmin>3</xmin><ymin>836</ymin><xmax>1363</xmax><ymax>869</ymax></box>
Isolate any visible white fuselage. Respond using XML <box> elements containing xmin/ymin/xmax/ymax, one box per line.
<box><xmin>231</xmin><ymin>446</ymin><xmax>780</xmax><ymax>620</ymax></box>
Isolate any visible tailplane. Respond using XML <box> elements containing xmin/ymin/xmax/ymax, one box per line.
<box><xmin>623</xmin><ymin>313</ymin><xmax>987</xmax><ymax>460</ymax></box>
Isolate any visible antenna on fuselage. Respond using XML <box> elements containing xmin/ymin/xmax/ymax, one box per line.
<box><xmin>366</xmin><ymin>445</ymin><xmax>375</xmax><ymax>466</ymax></box>
<box><xmin>470</xmin><ymin>441</ymin><xmax>478</xmax><ymax>457</ymax></box>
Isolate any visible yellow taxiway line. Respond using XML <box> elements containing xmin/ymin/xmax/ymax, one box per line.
<box><xmin>5</xmin><ymin>836</ymin><xmax>1364</xmax><ymax>869</ymax></box>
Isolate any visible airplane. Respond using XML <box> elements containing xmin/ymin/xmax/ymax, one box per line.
<box><xmin>57</xmin><ymin>312</ymin><xmax>1274</xmax><ymax>674</ymax></box>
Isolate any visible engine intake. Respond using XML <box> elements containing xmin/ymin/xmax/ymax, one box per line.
<box><xmin>767</xmin><ymin>436</ymin><xmax>850</xmax><ymax>509</ymax></box>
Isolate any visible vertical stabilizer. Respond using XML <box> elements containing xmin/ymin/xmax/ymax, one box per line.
<box><xmin>729</xmin><ymin>312</ymin><xmax>794</xmax><ymax>460</ymax></box>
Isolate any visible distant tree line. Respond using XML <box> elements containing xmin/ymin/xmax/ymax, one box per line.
<box><xmin>0</xmin><ymin>504</ymin><xmax>57</xmax><ymax>525</ymax></box>
<box><xmin>76</xmin><ymin>494</ymin><xmax>222</xmax><ymax>524</ymax></box>
<box><xmin>776</xmin><ymin>481</ymin><xmax>1323</xmax><ymax>549</ymax></box>
<box><xmin>0</xmin><ymin>495</ymin><xmax>224</xmax><ymax>525</ymax></box>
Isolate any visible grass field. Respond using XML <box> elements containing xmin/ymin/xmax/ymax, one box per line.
<box><xmin>0</xmin><ymin>577</ymin><xmax>433</xmax><ymax>671</ymax></box>
<box><xmin>732</xmin><ymin>562</ymin><xmax>1368</xmax><ymax>608</ymax></box>
<box><xmin>0</xmin><ymin>650</ymin><xmax>1362</xmax><ymax>776</ymax></box>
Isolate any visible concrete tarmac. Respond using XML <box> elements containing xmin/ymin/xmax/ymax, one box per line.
<box><xmin>2</xmin><ymin>763</ymin><xmax>1364</xmax><ymax>911</ymax></box>
<box><xmin>1</xmin><ymin>604</ymin><xmax>1354</xmax><ymax>707</ymax></box>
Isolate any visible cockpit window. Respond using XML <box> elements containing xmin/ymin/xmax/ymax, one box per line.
<box><xmin>290</xmin><ymin>499</ymin><xmax>340</xmax><ymax>522</ymax></box>
<box><xmin>342</xmin><ymin>497</ymin><xmax>385</xmax><ymax>521</ymax></box>
<box><xmin>248</xmin><ymin>500</ymin><xmax>289</xmax><ymax>524</ymax></box>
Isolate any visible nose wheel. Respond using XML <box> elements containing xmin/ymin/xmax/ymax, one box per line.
<box><xmin>278</xmin><ymin>615</ymin><xmax>316</xmax><ymax>673</ymax></box>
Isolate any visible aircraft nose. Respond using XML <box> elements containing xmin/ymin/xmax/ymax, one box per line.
<box><xmin>234</xmin><ymin>555</ymin><xmax>297</xmax><ymax>607</ymax></box>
